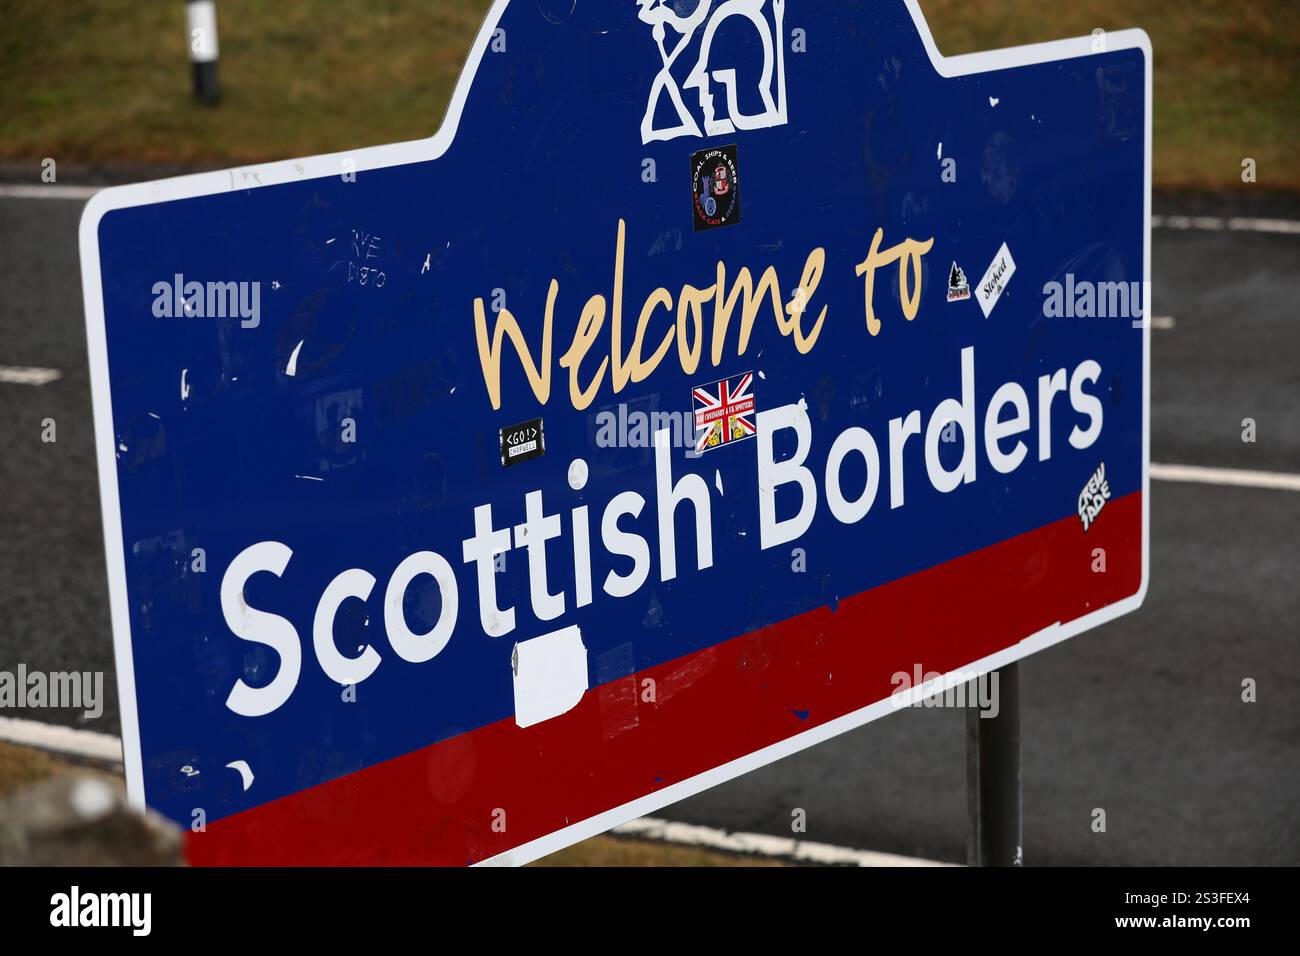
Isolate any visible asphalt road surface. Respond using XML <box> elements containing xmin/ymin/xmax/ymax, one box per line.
<box><xmin>1</xmin><ymin>187</ymin><xmax>1296</xmax><ymax>866</ymax></box>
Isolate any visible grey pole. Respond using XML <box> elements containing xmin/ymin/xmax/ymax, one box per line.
<box><xmin>186</xmin><ymin>0</ymin><xmax>220</xmax><ymax>105</ymax></box>
<box><xmin>966</xmin><ymin>661</ymin><xmax>1022</xmax><ymax>866</ymax></box>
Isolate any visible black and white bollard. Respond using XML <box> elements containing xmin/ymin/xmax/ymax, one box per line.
<box><xmin>186</xmin><ymin>0</ymin><xmax>220</xmax><ymax>105</ymax></box>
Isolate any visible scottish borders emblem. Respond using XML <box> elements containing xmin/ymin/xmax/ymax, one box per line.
<box><xmin>638</xmin><ymin>0</ymin><xmax>789</xmax><ymax>144</ymax></box>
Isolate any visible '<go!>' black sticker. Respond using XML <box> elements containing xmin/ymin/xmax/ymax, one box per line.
<box><xmin>500</xmin><ymin>417</ymin><xmax>545</xmax><ymax>467</ymax></box>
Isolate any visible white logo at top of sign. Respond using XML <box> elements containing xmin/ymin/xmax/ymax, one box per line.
<box><xmin>976</xmin><ymin>242</ymin><xmax>1016</xmax><ymax>318</ymax></box>
<box><xmin>638</xmin><ymin>0</ymin><xmax>789</xmax><ymax>145</ymax></box>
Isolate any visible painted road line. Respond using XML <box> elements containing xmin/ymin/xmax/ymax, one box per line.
<box><xmin>0</xmin><ymin>366</ymin><xmax>63</xmax><ymax>386</ymax></box>
<box><xmin>1151</xmin><ymin>316</ymin><xmax>1176</xmax><ymax>330</ymax></box>
<box><xmin>1228</xmin><ymin>217</ymin><xmax>1300</xmax><ymax>235</ymax></box>
<box><xmin>1152</xmin><ymin>214</ymin><xmax>1300</xmax><ymax>236</ymax></box>
<box><xmin>0</xmin><ymin>716</ymin><xmax>123</xmax><ymax>763</ymax></box>
<box><xmin>613</xmin><ymin>816</ymin><xmax>954</xmax><ymax>867</ymax></box>
<box><xmin>0</xmin><ymin>184</ymin><xmax>100</xmax><ymax>200</ymax></box>
<box><xmin>1151</xmin><ymin>463</ymin><xmax>1300</xmax><ymax>493</ymax></box>
<box><xmin>0</xmin><ymin>187</ymin><xmax>1273</xmax><ymax>234</ymax></box>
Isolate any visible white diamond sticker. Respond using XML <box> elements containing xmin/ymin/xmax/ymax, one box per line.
<box><xmin>976</xmin><ymin>242</ymin><xmax>1016</xmax><ymax>318</ymax></box>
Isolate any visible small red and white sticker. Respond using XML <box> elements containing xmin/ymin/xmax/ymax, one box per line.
<box><xmin>947</xmin><ymin>261</ymin><xmax>971</xmax><ymax>302</ymax></box>
<box><xmin>692</xmin><ymin>372</ymin><xmax>756</xmax><ymax>453</ymax></box>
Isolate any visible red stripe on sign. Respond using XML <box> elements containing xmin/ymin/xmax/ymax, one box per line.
<box><xmin>187</xmin><ymin>492</ymin><xmax>1142</xmax><ymax>865</ymax></box>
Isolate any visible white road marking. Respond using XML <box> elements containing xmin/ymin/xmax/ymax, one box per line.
<box><xmin>0</xmin><ymin>365</ymin><xmax>62</xmax><ymax>386</ymax></box>
<box><xmin>0</xmin><ymin>716</ymin><xmax>123</xmax><ymax>763</ymax></box>
<box><xmin>613</xmin><ymin>816</ymin><xmax>954</xmax><ymax>867</ymax></box>
<box><xmin>1151</xmin><ymin>315</ymin><xmax>1176</xmax><ymax>330</ymax></box>
<box><xmin>8</xmin><ymin>182</ymin><xmax>1300</xmax><ymax>236</ymax></box>
<box><xmin>1152</xmin><ymin>463</ymin><xmax>1300</xmax><ymax>493</ymax></box>
<box><xmin>1152</xmin><ymin>214</ymin><xmax>1300</xmax><ymax>235</ymax></box>
<box><xmin>0</xmin><ymin>184</ymin><xmax>99</xmax><ymax>200</ymax></box>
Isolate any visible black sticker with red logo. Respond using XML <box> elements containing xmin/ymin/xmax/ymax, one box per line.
<box><xmin>690</xmin><ymin>145</ymin><xmax>741</xmax><ymax>231</ymax></box>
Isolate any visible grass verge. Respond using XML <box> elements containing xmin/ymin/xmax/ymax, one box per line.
<box><xmin>0</xmin><ymin>0</ymin><xmax>1296</xmax><ymax>191</ymax></box>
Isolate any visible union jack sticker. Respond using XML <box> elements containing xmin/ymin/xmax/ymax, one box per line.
<box><xmin>692</xmin><ymin>372</ymin><xmax>757</xmax><ymax>454</ymax></box>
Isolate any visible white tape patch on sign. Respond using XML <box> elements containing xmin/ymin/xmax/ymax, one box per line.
<box><xmin>976</xmin><ymin>242</ymin><xmax>1016</xmax><ymax>318</ymax></box>
<box><xmin>512</xmin><ymin>626</ymin><xmax>589</xmax><ymax>728</ymax></box>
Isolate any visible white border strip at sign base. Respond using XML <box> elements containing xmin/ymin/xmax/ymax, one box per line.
<box><xmin>79</xmin><ymin>0</ymin><xmax>1152</xmax><ymax>864</ymax></box>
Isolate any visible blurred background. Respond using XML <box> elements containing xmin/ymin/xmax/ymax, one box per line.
<box><xmin>0</xmin><ymin>0</ymin><xmax>1297</xmax><ymax>866</ymax></box>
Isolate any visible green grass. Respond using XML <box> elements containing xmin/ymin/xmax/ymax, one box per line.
<box><xmin>1</xmin><ymin>0</ymin><xmax>1296</xmax><ymax>190</ymax></box>
<box><xmin>0</xmin><ymin>740</ymin><xmax>72</xmax><ymax>798</ymax></box>
<box><xmin>0</xmin><ymin>0</ymin><xmax>493</xmax><ymax>166</ymax></box>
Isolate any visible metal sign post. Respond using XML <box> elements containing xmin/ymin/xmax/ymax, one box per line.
<box><xmin>967</xmin><ymin>662</ymin><xmax>1022</xmax><ymax>866</ymax></box>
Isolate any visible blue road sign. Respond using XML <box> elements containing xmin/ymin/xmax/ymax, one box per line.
<box><xmin>79</xmin><ymin>0</ymin><xmax>1150</xmax><ymax>864</ymax></box>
